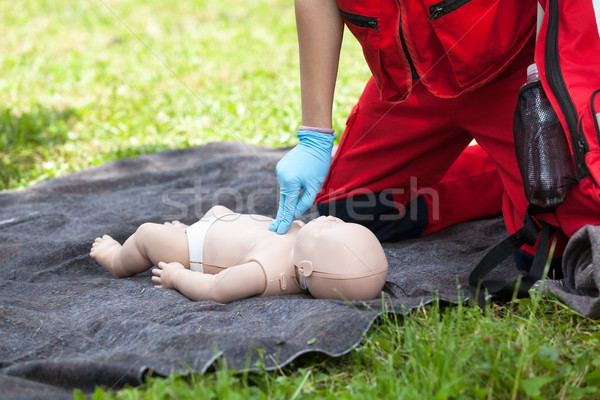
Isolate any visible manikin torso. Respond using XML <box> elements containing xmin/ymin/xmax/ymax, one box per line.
<box><xmin>200</xmin><ymin>205</ymin><xmax>306</xmax><ymax>296</ymax></box>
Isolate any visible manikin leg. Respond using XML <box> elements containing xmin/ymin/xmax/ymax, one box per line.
<box><xmin>90</xmin><ymin>222</ymin><xmax>190</xmax><ymax>278</ymax></box>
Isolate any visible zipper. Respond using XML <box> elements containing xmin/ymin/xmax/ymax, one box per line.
<box><xmin>545</xmin><ymin>0</ymin><xmax>589</xmax><ymax>178</ymax></box>
<box><xmin>340</xmin><ymin>9</ymin><xmax>418</xmax><ymax>79</ymax></box>
<box><xmin>399</xmin><ymin>20</ymin><xmax>419</xmax><ymax>80</ymax></box>
<box><xmin>340</xmin><ymin>10</ymin><xmax>379</xmax><ymax>32</ymax></box>
<box><xmin>591</xmin><ymin>89</ymin><xmax>600</xmax><ymax>145</ymax></box>
<box><xmin>428</xmin><ymin>0</ymin><xmax>472</xmax><ymax>21</ymax></box>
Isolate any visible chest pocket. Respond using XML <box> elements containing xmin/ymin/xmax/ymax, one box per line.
<box><xmin>338</xmin><ymin>0</ymin><xmax>413</xmax><ymax>102</ymax></box>
<box><xmin>339</xmin><ymin>10</ymin><xmax>384</xmax><ymax>90</ymax></box>
<box><xmin>423</xmin><ymin>0</ymin><xmax>535</xmax><ymax>87</ymax></box>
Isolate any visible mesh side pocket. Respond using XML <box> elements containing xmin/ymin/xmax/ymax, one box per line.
<box><xmin>513</xmin><ymin>81</ymin><xmax>577</xmax><ymax>210</ymax></box>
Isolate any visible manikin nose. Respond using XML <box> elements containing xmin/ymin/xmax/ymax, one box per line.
<box><xmin>315</xmin><ymin>215</ymin><xmax>341</xmax><ymax>223</ymax></box>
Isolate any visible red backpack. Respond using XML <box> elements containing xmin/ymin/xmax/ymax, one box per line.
<box><xmin>469</xmin><ymin>0</ymin><xmax>600</xmax><ymax>307</ymax></box>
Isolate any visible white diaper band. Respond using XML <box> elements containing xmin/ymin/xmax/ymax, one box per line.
<box><xmin>186</xmin><ymin>212</ymin><xmax>237</xmax><ymax>273</ymax></box>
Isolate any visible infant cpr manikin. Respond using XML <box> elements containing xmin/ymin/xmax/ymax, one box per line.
<box><xmin>90</xmin><ymin>205</ymin><xmax>388</xmax><ymax>302</ymax></box>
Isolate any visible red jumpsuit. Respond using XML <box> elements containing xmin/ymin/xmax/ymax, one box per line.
<box><xmin>314</xmin><ymin>0</ymin><xmax>562</xmax><ymax>256</ymax></box>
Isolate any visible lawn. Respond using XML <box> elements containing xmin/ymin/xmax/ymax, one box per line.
<box><xmin>0</xmin><ymin>0</ymin><xmax>368</xmax><ymax>190</ymax></box>
<box><xmin>2</xmin><ymin>1</ymin><xmax>600</xmax><ymax>399</ymax></box>
<box><xmin>78</xmin><ymin>298</ymin><xmax>600</xmax><ymax>400</ymax></box>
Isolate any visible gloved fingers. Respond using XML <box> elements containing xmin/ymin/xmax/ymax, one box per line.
<box><xmin>268</xmin><ymin>192</ymin><xmax>287</xmax><ymax>232</ymax></box>
<box><xmin>276</xmin><ymin>216</ymin><xmax>294</xmax><ymax>234</ymax></box>
<box><xmin>268</xmin><ymin>219</ymin><xmax>280</xmax><ymax>232</ymax></box>
<box><xmin>294</xmin><ymin>178</ymin><xmax>325</xmax><ymax>217</ymax></box>
<box><xmin>276</xmin><ymin>188</ymin><xmax>301</xmax><ymax>234</ymax></box>
<box><xmin>294</xmin><ymin>188</ymin><xmax>316</xmax><ymax>217</ymax></box>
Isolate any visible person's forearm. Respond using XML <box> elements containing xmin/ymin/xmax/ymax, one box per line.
<box><xmin>295</xmin><ymin>0</ymin><xmax>344</xmax><ymax>129</ymax></box>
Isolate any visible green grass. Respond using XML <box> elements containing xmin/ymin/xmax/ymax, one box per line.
<box><xmin>0</xmin><ymin>0</ymin><xmax>369</xmax><ymax>189</ymax></box>
<box><xmin>4</xmin><ymin>1</ymin><xmax>600</xmax><ymax>399</ymax></box>
<box><xmin>77</xmin><ymin>296</ymin><xmax>600</xmax><ymax>400</ymax></box>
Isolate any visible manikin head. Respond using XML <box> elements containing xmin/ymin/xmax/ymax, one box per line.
<box><xmin>292</xmin><ymin>216</ymin><xmax>388</xmax><ymax>301</ymax></box>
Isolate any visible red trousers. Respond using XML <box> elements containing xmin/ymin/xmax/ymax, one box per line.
<box><xmin>315</xmin><ymin>42</ymin><xmax>566</xmax><ymax>251</ymax></box>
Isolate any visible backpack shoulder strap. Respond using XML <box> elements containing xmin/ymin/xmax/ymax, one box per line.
<box><xmin>468</xmin><ymin>206</ymin><xmax>554</xmax><ymax>310</ymax></box>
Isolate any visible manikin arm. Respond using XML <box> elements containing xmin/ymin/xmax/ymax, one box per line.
<box><xmin>295</xmin><ymin>0</ymin><xmax>344</xmax><ymax>128</ymax></box>
<box><xmin>152</xmin><ymin>261</ymin><xmax>267</xmax><ymax>303</ymax></box>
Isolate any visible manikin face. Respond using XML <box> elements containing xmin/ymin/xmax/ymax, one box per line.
<box><xmin>293</xmin><ymin>216</ymin><xmax>347</xmax><ymax>256</ymax></box>
<box><xmin>294</xmin><ymin>215</ymin><xmax>367</xmax><ymax>263</ymax></box>
<box><xmin>293</xmin><ymin>215</ymin><xmax>369</xmax><ymax>281</ymax></box>
<box><xmin>292</xmin><ymin>215</ymin><xmax>389</xmax><ymax>300</ymax></box>
<box><xmin>300</xmin><ymin>215</ymin><xmax>345</xmax><ymax>234</ymax></box>
<box><xmin>293</xmin><ymin>216</ymin><xmax>345</xmax><ymax>289</ymax></box>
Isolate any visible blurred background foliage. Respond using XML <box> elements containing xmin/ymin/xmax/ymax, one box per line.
<box><xmin>0</xmin><ymin>0</ymin><xmax>370</xmax><ymax>189</ymax></box>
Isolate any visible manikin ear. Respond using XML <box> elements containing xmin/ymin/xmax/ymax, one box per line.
<box><xmin>296</xmin><ymin>260</ymin><xmax>313</xmax><ymax>277</ymax></box>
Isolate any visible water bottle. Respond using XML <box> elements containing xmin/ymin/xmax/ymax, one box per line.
<box><xmin>525</xmin><ymin>63</ymin><xmax>539</xmax><ymax>83</ymax></box>
<box><xmin>513</xmin><ymin>63</ymin><xmax>576</xmax><ymax>210</ymax></box>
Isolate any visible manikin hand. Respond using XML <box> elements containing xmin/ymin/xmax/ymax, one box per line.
<box><xmin>152</xmin><ymin>261</ymin><xmax>185</xmax><ymax>289</ymax></box>
<box><xmin>269</xmin><ymin>130</ymin><xmax>335</xmax><ymax>234</ymax></box>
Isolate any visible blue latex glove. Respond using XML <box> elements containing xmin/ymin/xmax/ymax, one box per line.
<box><xmin>269</xmin><ymin>130</ymin><xmax>335</xmax><ymax>234</ymax></box>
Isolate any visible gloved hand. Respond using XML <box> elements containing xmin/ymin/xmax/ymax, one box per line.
<box><xmin>269</xmin><ymin>129</ymin><xmax>335</xmax><ymax>234</ymax></box>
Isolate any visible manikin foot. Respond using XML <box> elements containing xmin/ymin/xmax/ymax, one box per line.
<box><xmin>90</xmin><ymin>235</ymin><xmax>125</xmax><ymax>278</ymax></box>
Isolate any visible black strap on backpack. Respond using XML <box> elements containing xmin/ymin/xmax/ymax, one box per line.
<box><xmin>468</xmin><ymin>205</ymin><xmax>555</xmax><ymax>310</ymax></box>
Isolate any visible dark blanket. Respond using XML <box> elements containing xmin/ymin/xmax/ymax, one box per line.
<box><xmin>1</xmin><ymin>142</ymin><xmax>520</xmax><ymax>399</ymax></box>
<box><xmin>542</xmin><ymin>225</ymin><xmax>600</xmax><ymax>319</ymax></box>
